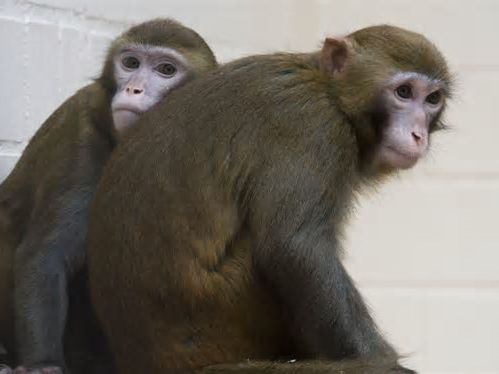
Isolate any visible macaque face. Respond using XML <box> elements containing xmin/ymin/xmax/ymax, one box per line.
<box><xmin>111</xmin><ymin>44</ymin><xmax>191</xmax><ymax>134</ymax></box>
<box><xmin>375</xmin><ymin>72</ymin><xmax>446</xmax><ymax>170</ymax></box>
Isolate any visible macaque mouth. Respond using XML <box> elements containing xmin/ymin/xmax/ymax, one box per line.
<box><xmin>113</xmin><ymin>107</ymin><xmax>143</xmax><ymax>115</ymax></box>
<box><xmin>384</xmin><ymin>144</ymin><xmax>423</xmax><ymax>168</ymax></box>
<box><xmin>386</xmin><ymin>144</ymin><xmax>423</xmax><ymax>158</ymax></box>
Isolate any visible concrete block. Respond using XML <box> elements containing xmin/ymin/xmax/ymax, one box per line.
<box><xmin>0</xmin><ymin>18</ymin><xmax>27</xmax><ymax>141</ymax></box>
<box><xmin>345</xmin><ymin>175</ymin><xmax>499</xmax><ymax>284</ymax></box>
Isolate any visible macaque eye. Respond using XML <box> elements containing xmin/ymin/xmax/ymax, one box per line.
<box><xmin>156</xmin><ymin>63</ymin><xmax>177</xmax><ymax>76</ymax></box>
<box><xmin>426</xmin><ymin>90</ymin><xmax>442</xmax><ymax>105</ymax></box>
<box><xmin>122</xmin><ymin>56</ymin><xmax>140</xmax><ymax>70</ymax></box>
<box><xmin>395</xmin><ymin>84</ymin><xmax>412</xmax><ymax>99</ymax></box>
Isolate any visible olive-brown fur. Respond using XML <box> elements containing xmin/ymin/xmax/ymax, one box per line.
<box><xmin>0</xmin><ymin>18</ymin><xmax>216</xmax><ymax>373</ymax></box>
<box><xmin>88</xmin><ymin>25</ymin><xmax>452</xmax><ymax>373</ymax></box>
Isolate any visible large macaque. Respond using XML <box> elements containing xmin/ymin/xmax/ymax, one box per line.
<box><xmin>0</xmin><ymin>18</ymin><xmax>217</xmax><ymax>374</ymax></box>
<box><xmin>87</xmin><ymin>25</ymin><xmax>453</xmax><ymax>373</ymax></box>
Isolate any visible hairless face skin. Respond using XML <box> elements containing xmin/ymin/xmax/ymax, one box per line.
<box><xmin>376</xmin><ymin>71</ymin><xmax>447</xmax><ymax>169</ymax></box>
<box><xmin>112</xmin><ymin>45</ymin><xmax>193</xmax><ymax>133</ymax></box>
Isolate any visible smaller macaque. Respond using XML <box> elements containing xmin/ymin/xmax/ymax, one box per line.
<box><xmin>0</xmin><ymin>18</ymin><xmax>217</xmax><ymax>374</ymax></box>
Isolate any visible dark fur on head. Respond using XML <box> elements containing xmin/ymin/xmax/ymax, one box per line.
<box><xmin>98</xmin><ymin>18</ymin><xmax>217</xmax><ymax>93</ymax></box>
<box><xmin>326</xmin><ymin>25</ymin><xmax>454</xmax><ymax>171</ymax></box>
<box><xmin>331</xmin><ymin>25</ymin><xmax>453</xmax><ymax>118</ymax></box>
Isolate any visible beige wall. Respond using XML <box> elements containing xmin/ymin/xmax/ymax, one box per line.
<box><xmin>1</xmin><ymin>0</ymin><xmax>498</xmax><ymax>372</ymax></box>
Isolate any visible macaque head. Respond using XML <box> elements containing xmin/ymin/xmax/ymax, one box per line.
<box><xmin>319</xmin><ymin>25</ymin><xmax>453</xmax><ymax>173</ymax></box>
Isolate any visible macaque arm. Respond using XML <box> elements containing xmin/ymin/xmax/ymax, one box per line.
<box><xmin>13</xmin><ymin>187</ymin><xmax>93</xmax><ymax>367</ymax></box>
<box><xmin>251</xmin><ymin>163</ymin><xmax>396</xmax><ymax>359</ymax></box>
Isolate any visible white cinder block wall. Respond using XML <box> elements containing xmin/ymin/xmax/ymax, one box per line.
<box><xmin>1</xmin><ymin>0</ymin><xmax>498</xmax><ymax>373</ymax></box>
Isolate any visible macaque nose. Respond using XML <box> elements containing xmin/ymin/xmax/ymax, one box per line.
<box><xmin>126</xmin><ymin>86</ymin><xmax>144</xmax><ymax>95</ymax></box>
<box><xmin>411</xmin><ymin>131</ymin><xmax>424</xmax><ymax>144</ymax></box>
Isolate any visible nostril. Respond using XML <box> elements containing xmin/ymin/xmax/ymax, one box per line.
<box><xmin>411</xmin><ymin>131</ymin><xmax>422</xmax><ymax>142</ymax></box>
<box><xmin>126</xmin><ymin>87</ymin><xmax>143</xmax><ymax>94</ymax></box>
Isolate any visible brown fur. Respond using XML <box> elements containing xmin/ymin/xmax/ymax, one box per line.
<box><xmin>0</xmin><ymin>18</ymin><xmax>216</xmax><ymax>373</ymax></box>
<box><xmin>87</xmin><ymin>25</ymin><xmax>452</xmax><ymax>373</ymax></box>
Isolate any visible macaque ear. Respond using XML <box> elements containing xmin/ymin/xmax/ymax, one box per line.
<box><xmin>320</xmin><ymin>37</ymin><xmax>349</xmax><ymax>75</ymax></box>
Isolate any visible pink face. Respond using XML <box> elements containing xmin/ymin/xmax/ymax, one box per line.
<box><xmin>375</xmin><ymin>72</ymin><xmax>446</xmax><ymax>170</ymax></box>
<box><xmin>111</xmin><ymin>44</ymin><xmax>192</xmax><ymax>135</ymax></box>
